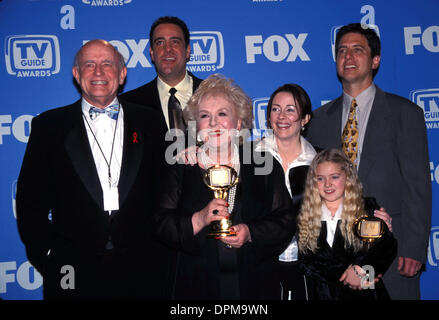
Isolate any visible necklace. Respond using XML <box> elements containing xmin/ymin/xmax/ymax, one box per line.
<box><xmin>82</xmin><ymin>107</ymin><xmax>119</xmax><ymax>189</ymax></box>
<box><xmin>227</xmin><ymin>184</ymin><xmax>238</xmax><ymax>214</ymax></box>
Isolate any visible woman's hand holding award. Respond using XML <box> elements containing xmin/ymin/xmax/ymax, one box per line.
<box><xmin>203</xmin><ymin>164</ymin><xmax>239</xmax><ymax>239</ymax></box>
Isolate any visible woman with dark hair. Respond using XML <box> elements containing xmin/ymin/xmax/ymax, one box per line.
<box><xmin>255</xmin><ymin>83</ymin><xmax>316</xmax><ymax>300</ymax></box>
<box><xmin>154</xmin><ymin>74</ymin><xmax>294</xmax><ymax>300</ymax></box>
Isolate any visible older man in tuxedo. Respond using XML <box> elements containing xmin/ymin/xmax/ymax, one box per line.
<box><xmin>16</xmin><ymin>40</ymin><xmax>168</xmax><ymax>299</ymax></box>
<box><xmin>306</xmin><ymin>23</ymin><xmax>431</xmax><ymax>299</ymax></box>
<box><xmin>121</xmin><ymin>16</ymin><xmax>202</xmax><ymax>134</ymax></box>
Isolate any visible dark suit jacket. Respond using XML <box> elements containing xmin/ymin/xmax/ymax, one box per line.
<box><xmin>16</xmin><ymin>99</ymin><xmax>170</xmax><ymax>299</ymax></box>
<box><xmin>120</xmin><ymin>72</ymin><xmax>203</xmax><ymax>132</ymax></box>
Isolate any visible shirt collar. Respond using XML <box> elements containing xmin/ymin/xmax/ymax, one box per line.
<box><xmin>81</xmin><ymin>97</ymin><xmax>119</xmax><ymax>114</ymax></box>
<box><xmin>343</xmin><ymin>83</ymin><xmax>376</xmax><ymax>111</ymax></box>
<box><xmin>255</xmin><ymin>133</ymin><xmax>316</xmax><ymax>165</ymax></box>
<box><xmin>157</xmin><ymin>71</ymin><xmax>193</xmax><ymax>101</ymax></box>
<box><xmin>321</xmin><ymin>202</ymin><xmax>343</xmax><ymax>222</ymax></box>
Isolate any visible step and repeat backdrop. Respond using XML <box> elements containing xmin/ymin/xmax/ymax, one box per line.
<box><xmin>0</xmin><ymin>0</ymin><xmax>438</xmax><ymax>300</ymax></box>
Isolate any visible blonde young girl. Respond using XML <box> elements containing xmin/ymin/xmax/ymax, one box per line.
<box><xmin>298</xmin><ymin>149</ymin><xmax>397</xmax><ymax>300</ymax></box>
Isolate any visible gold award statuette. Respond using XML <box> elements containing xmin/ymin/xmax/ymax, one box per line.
<box><xmin>353</xmin><ymin>215</ymin><xmax>386</xmax><ymax>247</ymax></box>
<box><xmin>202</xmin><ymin>165</ymin><xmax>239</xmax><ymax>239</ymax></box>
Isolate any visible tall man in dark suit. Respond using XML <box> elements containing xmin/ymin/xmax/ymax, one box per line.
<box><xmin>120</xmin><ymin>17</ymin><xmax>203</xmax><ymax>294</ymax></box>
<box><xmin>16</xmin><ymin>40</ymin><xmax>167</xmax><ymax>299</ymax></box>
<box><xmin>121</xmin><ymin>16</ymin><xmax>203</xmax><ymax>133</ymax></box>
<box><xmin>306</xmin><ymin>23</ymin><xmax>431</xmax><ymax>299</ymax></box>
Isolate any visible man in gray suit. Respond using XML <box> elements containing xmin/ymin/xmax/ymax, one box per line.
<box><xmin>306</xmin><ymin>23</ymin><xmax>431</xmax><ymax>299</ymax></box>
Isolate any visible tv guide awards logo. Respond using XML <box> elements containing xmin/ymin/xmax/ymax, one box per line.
<box><xmin>410</xmin><ymin>88</ymin><xmax>439</xmax><ymax>130</ymax></box>
<box><xmin>428</xmin><ymin>227</ymin><xmax>439</xmax><ymax>268</ymax></box>
<box><xmin>252</xmin><ymin>98</ymin><xmax>269</xmax><ymax>139</ymax></box>
<box><xmin>5</xmin><ymin>35</ymin><xmax>60</xmax><ymax>78</ymax></box>
<box><xmin>187</xmin><ymin>31</ymin><xmax>225</xmax><ymax>73</ymax></box>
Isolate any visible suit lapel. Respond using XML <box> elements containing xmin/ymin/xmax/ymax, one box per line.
<box><xmin>189</xmin><ymin>72</ymin><xmax>202</xmax><ymax>92</ymax></box>
<box><xmin>332</xmin><ymin>220</ymin><xmax>343</xmax><ymax>248</ymax></box>
<box><xmin>358</xmin><ymin>86</ymin><xmax>392</xmax><ymax>179</ymax></box>
<box><xmin>319</xmin><ymin>220</ymin><xmax>343</xmax><ymax>250</ymax></box>
<box><xmin>236</xmin><ymin>145</ymin><xmax>258</xmax><ymax>221</ymax></box>
<box><xmin>64</xmin><ymin>102</ymin><xmax>103</xmax><ymax>209</ymax></box>
<box><xmin>118</xmin><ymin>105</ymin><xmax>144</xmax><ymax>208</ymax></box>
<box><xmin>151</xmin><ymin>77</ymin><xmax>162</xmax><ymax>111</ymax></box>
<box><xmin>324</xmin><ymin>97</ymin><xmax>344</xmax><ymax>148</ymax></box>
<box><xmin>150</xmin><ymin>77</ymin><xmax>169</xmax><ymax>130</ymax></box>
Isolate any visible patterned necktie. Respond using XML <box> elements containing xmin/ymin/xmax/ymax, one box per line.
<box><xmin>89</xmin><ymin>104</ymin><xmax>119</xmax><ymax>120</ymax></box>
<box><xmin>168</xmin><ymin>88</ymin><xmax>186</xmax><ymax>131</ymax></box>
<box><xmin>341</xmin><ymin>98</ymin><xmax>359</xmax><ymax>165</ymax></box>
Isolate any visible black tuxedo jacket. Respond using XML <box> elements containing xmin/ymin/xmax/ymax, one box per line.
<box><xmin>16</xmin><ymin>99</ymin><xmax>170</xmax><ymax>299</ymax></box>
<box><xmin>120</xmin><ymin>72</ymin><xmax>203</xmax><ymax>132</ymax></box>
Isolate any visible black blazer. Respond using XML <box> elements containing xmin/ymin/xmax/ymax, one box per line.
<box><xmin>16</xmin><ymin>99</ymin><xmax>170</xmax><ymax>299</ymax></box>
<box><xmin>153</xmin><ymin>148</ymin><xmax>295</xmax><ymax>299</ymax></box>
<box><xmin>299</xmin><ymin>199</ymin><xmax>397</xmax><ymax>300</ymax></box>
<box><xmin>120</xmin><ymin>72</ymin><xmax>203</xmax><ymax>132</ymax></box>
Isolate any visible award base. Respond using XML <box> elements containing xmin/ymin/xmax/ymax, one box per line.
<box><xmin>207</xmin><ymin>219</ymin><xmax>237</xmax><ymax>239</ymax></box>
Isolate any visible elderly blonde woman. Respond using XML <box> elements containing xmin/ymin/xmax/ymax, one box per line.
<box><xmin>154</xmin><ymin>74</ymin><xmax>294</xmax><ymax>300</ymax></box>
<box><xmin>297</xmin><ymin>148</ymin><xmax>397</xmax><ymax>300</ymax></box>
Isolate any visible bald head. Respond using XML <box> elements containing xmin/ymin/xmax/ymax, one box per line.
<box><xmin>74</xmin><ymin>40</ymin><xmax>125</xmax><ymax>70</ymax></box>
<box><xmin>72</xmin><ymin>39</ymin><xmax>127</xmax><ymax>109</ymax></box>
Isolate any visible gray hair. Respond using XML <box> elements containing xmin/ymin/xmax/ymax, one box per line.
<box><xmin>184</xmin><ymin>74</ymin><xmax>254</xmax><ymax>130</ymax></box>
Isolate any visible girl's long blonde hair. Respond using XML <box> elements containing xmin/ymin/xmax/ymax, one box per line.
<box><xmin>298</xmin><ymin>148</ymin><xmax>366</xmax><ymax>253</ymax></box>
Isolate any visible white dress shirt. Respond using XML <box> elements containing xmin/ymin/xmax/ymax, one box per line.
<box><xmin>255</xmin><ymin>133</ymin><xmax>316</xmax><ymax>261</ymax></box>
<box><xmin>81</xmin><ymin>98</ymin><xmax>124</xmax><ymax>213</ymax></box>
<box><xmin>320</xmin><ymin>202</ymin><xmax>343</xmax><ymax>247</ymax></box>
<box><xmin>157</xmin><ymin>72</ymin><xmax>193</xmax><ymax>129</ymax></box>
